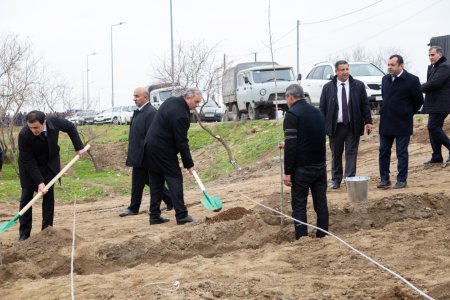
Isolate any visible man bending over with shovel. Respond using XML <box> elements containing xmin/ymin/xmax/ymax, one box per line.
<box><xmin>17</xmin><ymin>111</ymin><xmax>87</xmax><ymax>241</ymax></box>
<box><xmin>144</xmin><ymin>88</ymin><xmax>202</xmax><ymax>225</ymax></box>
<box><xmin>282</xmin><ymin>84</ymin><xmax>329</xmax><ymax>240</ymax></box>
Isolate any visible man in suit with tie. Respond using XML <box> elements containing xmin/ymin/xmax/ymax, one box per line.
<box><xmin>421</xmin><ymin>46</ymin><xmax>450</xmax><ymax>164</ymax></box>
<box><xmin>18</xmin><ymin>111</ymin><xmax>86</xmax><ymax>241</ymax></box>
<box><xmin>119</xmin><ymin>87</ymin><xmax>172</xmax><ymax>217</ymax></box>
<box><xmin>319</xmin><ymin>60</ymin><xmax>373</xmax><ymax>189</ymax></box>
<box><xmin>377</xmin><ymin>55</ymin><xmax>423</xmax><ymax>189</ymax></box>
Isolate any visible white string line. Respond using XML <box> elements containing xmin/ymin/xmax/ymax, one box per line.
<box><xmin>70</xmin><ymin>197</ymin><xmax>77</xmax><ymax>300</ymax></box>
<box><xmin>145</xmin><ymin>280</ymin><xmax>180</xmax><ymax>292</ymax></box>
<box><xmin>238</xmin><ymin>192</ymin><xmax>435</xmax><ymax>300</ymax></box>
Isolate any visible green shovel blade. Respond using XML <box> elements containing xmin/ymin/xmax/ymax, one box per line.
<box><xmin>0</xmin><ymin>214</ymin><xmax>21</xmax><ymax>234</ymax></box>
<box><xmin>201</xmin><ymin>191</ymin><xmax>223</xmax><ymax>212</ymax></box>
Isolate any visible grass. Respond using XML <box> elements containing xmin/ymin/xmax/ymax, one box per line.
<box><xmin>0</xmin><ymin>121</ymin><xmax>283</xmax><ymax>203</ymax></box>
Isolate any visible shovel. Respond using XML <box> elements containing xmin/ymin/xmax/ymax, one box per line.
<box><xmin>0</xmin><ymin>144</ymin><xmax>91</xmax><ymax>234</ymax></box>
<box><xmin>192</xmin><ymin>170</ymin><xmax>222</xmax><ymax>212</ymax></box>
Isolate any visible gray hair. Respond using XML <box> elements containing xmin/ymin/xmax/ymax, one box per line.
<box><xmin>429</xmin><ymin>46</ymin><xmax>444</xmax><ymax>54</ymax></box>
<box><xmin>184</xmin><ymin>87</ymin><xmax>202</xmax><ymax>98</ymax></box>
<box><xmin>285</xmin><ymin>84</ymin><xmax>305</xmax><ymax>99</ymax></box>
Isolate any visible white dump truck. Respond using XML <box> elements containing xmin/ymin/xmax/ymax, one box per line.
<box><xmin>222</xmin><ymin>62</ymin><xmax>299</xmax><ymax>120</ymax></box>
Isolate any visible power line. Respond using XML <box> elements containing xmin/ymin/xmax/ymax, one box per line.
<box><xmin>302</xmin><ymin>0</ymin><xmax>384</xmax><ymax>25</ymax></box>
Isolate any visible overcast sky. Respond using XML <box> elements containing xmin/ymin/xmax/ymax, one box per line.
<box><xmin>1</xmin><ymin>0</ymin><xmax>449</xmax><ymax>111</ymax></box>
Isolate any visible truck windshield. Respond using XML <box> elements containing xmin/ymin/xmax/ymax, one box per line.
<box><xmin>350</xmin><ymin>64</ymin><xmax>384</xmax><ymax>76</ymax></box>
<box><xmin>252</xmin><ymin>69</ymin><xmax>294</xmax><ymax>83</ymax></box>
<box><xmin>160</xmin><ymin>89</ymin><xmax>184</xmax><ymax>102</ymax></box>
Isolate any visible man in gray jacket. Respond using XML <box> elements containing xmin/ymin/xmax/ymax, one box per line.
<box><xmin>421</xmin><ymin>46</ymin><xmax>450</xmax><ymax>164</ymax></box>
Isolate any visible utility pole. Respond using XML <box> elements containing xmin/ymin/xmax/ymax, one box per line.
<box><xmin>297</xmin><ymin>20</ymin><xmax>300</xmax><ymax>77</ymax></box>
<box><xmin>170</xmin><ymin>0</ymin><xmax>175</xmax><ymax>93</ymax></box>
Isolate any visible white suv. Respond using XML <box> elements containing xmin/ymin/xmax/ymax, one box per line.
<box><xmin>301</xmin><ymin>62</ymin><xmax>385</xmax><ymax>114</ymax></box>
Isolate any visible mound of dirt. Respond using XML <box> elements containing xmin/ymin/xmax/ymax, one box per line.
<box><xmin>90</xmin><ymin>142</ymin><xmax>128</xmax><ymax>172</ymax></box>
<box><xmin>375</xmin><ymin>286</ymin><xmax>421</xmax><ymax>300</ymax></box>
<box><xmin>428</xmin><ymin>281</ymin><xmax>450</xmax><ymax>299</ymax></box>
<box><xmin>0</xmin><ymin>227</ymin><xmax>81</xmax><ymax>283</ymax></box>
<box><xmin>205</xmin><ymin>207</ymin><xmax>251</xmax><ymax>224</ymax></box>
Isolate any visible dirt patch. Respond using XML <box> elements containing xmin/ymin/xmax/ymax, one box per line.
<box><xmin>205</xmin><ymin>207</ymin><xmax>251</xmax><ymax>224</ymax></box>
<box><xmin>0</xmin><ymin>227</ymin><xmax>81</xmax><ymax>283</ymax></box>
<box><xmin>375</xmin><ymin>286</ymin><xmax>421</xmax><ymax>300</ymax></box>
<box><xmin>429</xmin><ymin>281</ymin><xmax>450</xmax><ymax>299</ymax></box>
<box><xmin>90</xmin><ymin>142</ymin><xmax>128</xmax><ymax>172</ymax></box>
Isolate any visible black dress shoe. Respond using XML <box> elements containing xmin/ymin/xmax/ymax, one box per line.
<box><xmin>377</xmin><ymin>180</ymin><xmax>392</xmax><ymax>189</ymax></box>
<box><xmin>176</xmin><ymin>215</ymin><xmax>193</xmax><ymax>225</ymax></box>
<box><xmin>119</xmin><ymin>209</ymin><xmax>138</xmax><ymax>217</ymax></box>
<box><xmin>149</xmin><ymin>216</ymin><xmax>170</xmax><ymax>225</ymax></box>
<box><xmin>328</xmin><ymin>182</ymin><xmax>340</xmax><ymax>189</ymax></box>
<box><xmin>393</xmin><ymin>181</ymin><xmax>407</xmax><ymax>189</ymax></box>
<box><xmin>424</xmin><ymin>158</ymin><xmax>443</xmax><ymax>164</ymax></box>
<box><xmin>18</xmin><ymin>234</ymin><xmax>29</xmax><ymax>242</ymax></box>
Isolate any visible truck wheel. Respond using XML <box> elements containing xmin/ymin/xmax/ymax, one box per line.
<box><xmin>305</xmin><ymin>95</ymin><xmax>312</xmax><ymax>104</ymax></box>
<box><xmin>230</xmin><ymin>104</ymin><xmax>241</xmax><ymax>121</ymax></box>
<box><xmin>112</xmin><ymin>117</ymin><xmax>119</xmax><ymax>125</ymax></box>
<box><xmin>247</xmin><ymin>104</ymin><xmax>259</xmax><ymax>120</ymax></box>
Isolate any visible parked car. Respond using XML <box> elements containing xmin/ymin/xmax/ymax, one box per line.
<box><xmin>148</xmin><ymin>83</ymin><xmax>185</xmax><ymax>110</ymax></box>
<box><xmin>118</xmin><ymin>105</ymin><xmax>137</xmax><ymax>125</ymax></box>
<box><xmin>194</xmin><ymin>100</ymin><xmax>226</xmax><ymax>122</ymax></box>
<box><xmin>94</xmin><ymin>107</ymin><xmax>117</xmax><ymax>124</ymax></box>
<box><xmin>68</xmin><ymin>110</ymin><xmax>96</xmax><ymax>125</ymax></box>
<box><xmin>301</xmin><ymin>61</ymin><xmax>385</xmax><ymax>114</ymax></box>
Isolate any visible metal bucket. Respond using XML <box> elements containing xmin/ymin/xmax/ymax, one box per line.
<box><xmin>345</xmin><ymin>176</ymin><xmax>370</xmax><ymax>202</ymax></box>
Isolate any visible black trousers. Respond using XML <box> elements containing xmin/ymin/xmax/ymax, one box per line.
<box><xmin>128</xmin><ymin>166</ymin><xmax>172</xmax><ymax>213</ymax></box>
<box><xmin>19</xmin><ymin>169</ymin><xmax>55</xmax><ymax>238</ymax></box>
<box><xmin>291</xmin><ymin>162</ymin><xmax>329</xmax><ymax>239</ymax></box>
<box><xmin>148</xmin><ymin>170</ymin><xmax>188</xmax><ymax>220</ymax></box>
<box><xmin>379</xmin><ymin>135</ymin><xmax>410</xmax><ymax>183</ymax></box>
<box><xmin>428</xmin><ymin>113</ymin><xmax>450</xmax><ymax>161</ymax></box>
<box><xmin>329</xmin><ymin>123</ymin><xmax>360</xmax><ymax>183</ymax></box>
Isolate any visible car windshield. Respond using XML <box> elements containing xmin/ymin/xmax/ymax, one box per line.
<box><xmin>252</xmin><ymin>68</ymin><xmax>294</xmax><ymax>83</ymax></box>
<box><xmin>350</xmin><ymin>64</ymin><xmax>384</xmax><ymax>76</ymax></box>
<box><xmin>201</xmin><ymin>101</ymin><xmax>218</xmax><ymax>108</ymax></box>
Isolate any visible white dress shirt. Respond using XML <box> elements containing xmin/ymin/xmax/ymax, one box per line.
<box><xmin>336</xmin><ymin>79</ymin><xmax>349</xmax><ymax>123</ymax></box>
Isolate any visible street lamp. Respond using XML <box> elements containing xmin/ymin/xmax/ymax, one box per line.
<box><xmin>86</xmin><ymin>52</ymin><xmax>96</xmax><ymax>109</ymax></box>
<box><xmin>110</xmin><ymin>22</ymin><xmax>125</xmax><ymax>108</ymax></box>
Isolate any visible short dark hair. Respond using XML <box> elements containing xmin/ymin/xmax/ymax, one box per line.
<box><xmin>389</xmin><ymin>54</ymin><xmax>404</xmax><ymax>65</ymax></box>
<box><xmin>26</xmin><ymin>111</ymin><xmax>46</xmax><ymax>124</ymax></box>
<box><xmin>285</xmin><ymin>84</ymin><xmax>305</xmax><ymax>99</ymax></box>
<box><xmin>335</xmin><ymin>60</ymin><xmax>348</xmax><ymax>70</ymax></box>
<box><xmin>429</xmin><ymin>46</ymin><xmax>443</xmax><ymax>54</ymax></box>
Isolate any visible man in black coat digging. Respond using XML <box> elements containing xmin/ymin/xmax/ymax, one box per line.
<box><xmin>18</xmin><ymin>111</ymin><xmax>86</xmax><ymax>241</ymax></box>
<box><xmin>144</xmin><ymin>87</ymin><xmax>202</xmax><ymax>225</ymax></box>
<box><xmin>377</xmin><ymin>55</ymin><xmax>423</xmax><ymax>189</ymax></box>
<box><xmin>119</xmin><ymin>87</ymin><xmax>172</xmax><ymax>217</ymax></box>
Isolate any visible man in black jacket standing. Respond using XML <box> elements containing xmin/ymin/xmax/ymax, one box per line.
<box><xmin>144</xmin><ymin>87</ymin><xmax>201</xmax><ymax>225</ymax></box>
<box><xmin>119</xmin><ymin>87</ymin><xmax>172</xmax><ymax>217</ymax></box>
<box><xmin>319</xmin><ymin>60</ymin><xmax>373</xmax><ymax>189</ymax></box>
<box><xmin>18</xmin><ymin>111</ymin><xmax>86</xmax><ymax>241</ymax></box>
<box><xmin>421</xmin><ymin>46</ymin><xmax>450</xmax><ymax>164</ymax></box>
<box><xmin>377</xmin><ymin>55</ymin><xmax>423</xmax><ymax>189</ymax></box>
<box><xmin>283</xmin><ymin>83</ymin><xmax>328</xmax><ymax>240</ymax></box>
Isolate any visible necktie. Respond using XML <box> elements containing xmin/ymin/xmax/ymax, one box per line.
<box><xmin>341</xmin><ymin>83</ymin><xmax>349</xmax><ymax>125</ymax></box>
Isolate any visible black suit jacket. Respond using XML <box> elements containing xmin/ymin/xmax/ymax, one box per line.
<box><xmin>126</xmin><ymin>102</ymin><xmax>157</xmax><ymax>167</ymax></box>
<box><xmin>421</xmin><ymin>56</ymin><xmax>450</xmax><ymax>114</ymax></box>
<box><xmin>319</xmin><ymin>75</ymin><xmax>372</xmax><ymax>137</ymax></box>
<box><xmin>18</xmin><ymin>116</ymin><xmax>84</xmax><ymax>190</ymax></box>
<box><xmin>144</xmin><ymin>96</ymin><xmax>194</xmax><ymax>177</ymax></box>
<box><xmin>379</xmin><ymin>70</ymin><xmax>423</xmax><ymax>136</ymax></box>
